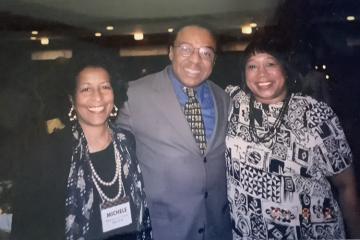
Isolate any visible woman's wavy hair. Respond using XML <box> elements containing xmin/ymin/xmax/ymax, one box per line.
<box><xmin>240</xmin><ymin>35</ymin><xmax>302</xmax><ymax>95</ymax></box>
<box><xmin>62</xmin><ymin>50</ymin><xmax>128</xmax><ymax>124</ymax></box>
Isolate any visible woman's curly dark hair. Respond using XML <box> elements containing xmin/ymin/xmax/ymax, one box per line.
<box><xmin>62</xmin><ymin>49</ymin><xmax>128</xmax><ymax>123</ymax></box>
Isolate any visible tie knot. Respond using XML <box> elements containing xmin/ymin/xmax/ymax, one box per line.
<box><xmin>184</xmin><ymin>87</ymin><xmax>196</xmax><ymax>98</ymax></box>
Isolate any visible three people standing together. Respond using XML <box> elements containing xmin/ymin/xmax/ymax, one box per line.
<box><xmin>11</xmin><ymin>23</ymin><xmax>360</xmax><ymax>240</ymax></box>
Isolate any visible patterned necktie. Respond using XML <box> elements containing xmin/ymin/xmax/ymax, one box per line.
<box><xmin>183</xmin><ymin>87</ymin><xmax>207</xmax><ymax>155</ymax></box>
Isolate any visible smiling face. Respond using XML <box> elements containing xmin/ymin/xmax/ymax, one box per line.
<box><xmin>73</xmin><ymin>67</ymin><xmax>114</xmax><ymax>130</ymax></box>
<box><xmin>169</xmin><ymin>25</ymin><xmax>216</xmax><ymax>88</ymax></box>
<box><xmin>245</xmin><ymin>52</ymin><xmax>287</xmax><ymax>104</ymax></box>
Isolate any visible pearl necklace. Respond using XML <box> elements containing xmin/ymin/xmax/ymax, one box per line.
<box><xmin>89</xmin><ymin>138</ymin><xmax>125</xmax><ymax>203</ymax></box>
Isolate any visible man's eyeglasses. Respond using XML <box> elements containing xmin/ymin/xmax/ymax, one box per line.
<box><xmin>174</xmin><ymin>43</ymin><xmax>216</xmax><ymax>62</ymax></box>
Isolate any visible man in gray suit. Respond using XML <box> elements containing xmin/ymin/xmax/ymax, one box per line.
<box><xmin>116</xmin><ymin>24</ymin><xmax>232</xmax><ymax>240</ymax></box>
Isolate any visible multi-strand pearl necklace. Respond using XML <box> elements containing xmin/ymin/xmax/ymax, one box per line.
<box><xmin>89</xmin><ymin>138</ymin><xmax>125</xmax><ymax>203</ymax></box>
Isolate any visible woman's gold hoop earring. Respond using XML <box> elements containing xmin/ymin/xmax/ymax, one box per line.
<box><xmin>68</xmin><ymin>105</ymin><xmax>77</xmax><ymax>121</ymax></box>
<box><xmin>110</xmin><ymin>105</ymin><xmax>118</xmax><ymax>118</ymax></box>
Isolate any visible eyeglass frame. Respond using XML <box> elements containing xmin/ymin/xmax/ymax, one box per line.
<box><xmin>172</xmin><ymin>43</ymin><xmax>217</xmax><ymax>62</ymax></box>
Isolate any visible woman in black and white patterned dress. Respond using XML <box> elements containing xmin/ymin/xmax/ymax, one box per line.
<box><xmin>225</xmin><ymin>38</ymin><xmax>360</xmax><ymax>239</ymax></box>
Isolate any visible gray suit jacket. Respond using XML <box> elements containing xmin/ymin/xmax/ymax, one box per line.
<box><xmin>116</xmin><ymin>66</ymin><xmax>232</xmax><ymax>240</ymax></box>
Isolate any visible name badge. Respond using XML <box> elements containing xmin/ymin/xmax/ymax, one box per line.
<box><xmin>100</xmin><ymin>197</ymin><xmax>132</xmax><ymax>233</ymax></box>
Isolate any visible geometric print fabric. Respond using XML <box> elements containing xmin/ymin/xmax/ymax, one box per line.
<box><xmin>240</xmin><ymin>165</ymin><xmax>281</xmax><ymax>203</ymax></box>
<box><xmin>225</xmin><ymin>86</ymin><xmax>351</xmax><ymax>240</ymax></box>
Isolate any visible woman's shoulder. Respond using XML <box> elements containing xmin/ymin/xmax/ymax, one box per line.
<box><xmin>290</xmin><ymin>93</ymin><xmax>336</xmax><ymax>124</ymax></box>
<box><xmin>45</xmin><ymin>126</ymin><xmax>73</xmax><ymax>150</ymax></box>
<box><xmin>23</xmin><ymin>127</ymin><xmax>71</xmax><ymax>157</ymax></box>
<box><xmin>225</xmin><ymin>84</ymin><xmax>241</xmax><ymax>95</ymax></box>
<box><xmin>111</xmin><ymin>125</ymin><xmax>135</xmax><ymax>144</ymax></box>
<box><xmin>292</xmin><ymin>93</ymin><xmax>334</xmax><ymax>112</ymax></box>
<box><xmin>225</xmin><ymin>85</ymin><xmax>249</xmax><ymax>101</ymax></box>
<box><xmin>112</xmin><ymin>125</ymin><xmax>133</xmax><ymax>137</ymax></box>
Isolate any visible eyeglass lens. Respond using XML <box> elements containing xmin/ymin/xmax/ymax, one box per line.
<box><xmin>176</xmin><ymin>44</ymin><xmax>215</xmax><ymax>61</ymax></box>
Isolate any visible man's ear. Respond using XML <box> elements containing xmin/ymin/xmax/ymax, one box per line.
<box><xmin>169</xmin><ymin>46</ymin><xmax>174</xmax><ymax>61</ymax></box>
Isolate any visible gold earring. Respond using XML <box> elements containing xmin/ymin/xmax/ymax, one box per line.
<box><xmin>110</xmin><ymin>105</ymin><xmax>118</xmax><ymax>118</ymax></box>
<box><xmin>68</xmin><ymin>105</ymin><xmax>77</xmax><ymax>121</ymax></box>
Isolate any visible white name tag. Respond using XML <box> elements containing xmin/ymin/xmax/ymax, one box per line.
<box><xmin>100</xmin><ymin>198</ymin><xmax>132</xmax><ymax>233</ymax></box>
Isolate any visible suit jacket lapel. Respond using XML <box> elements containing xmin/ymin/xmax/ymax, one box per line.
<box><xmin>149</xmin><ymin>68</ymin><xmax>200</xmax><ymax>154</ymax></box>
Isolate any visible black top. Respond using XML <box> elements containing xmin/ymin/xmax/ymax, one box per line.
<box><xmin>89</xmin><ymin>144</ymin><xmax>137</xmax><ymax>240</ymax></box>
